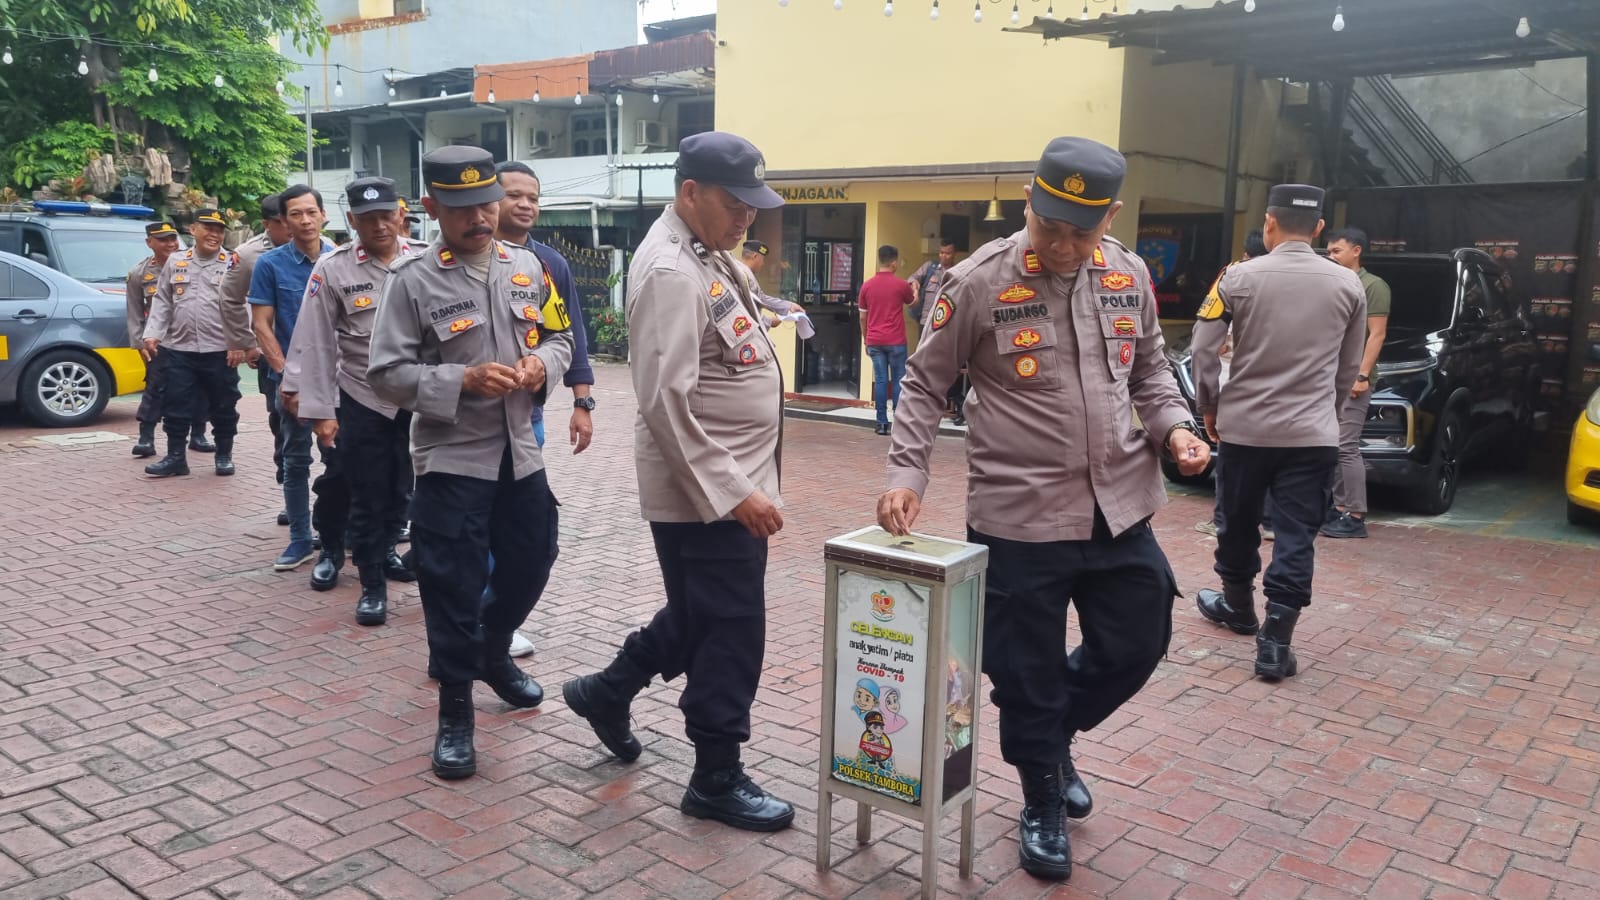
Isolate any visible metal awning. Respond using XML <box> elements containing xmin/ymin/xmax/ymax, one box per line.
<box><xmin>1011</xmin><ymin>0</ymin><xmax>1600</xmax><ymax>81</ymax></box>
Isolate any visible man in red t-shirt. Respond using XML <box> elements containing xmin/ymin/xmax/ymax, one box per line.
<box><xmin>857</xmin><ymin>245</ymin><xmax>916</xmax><ymax>435</ymax></box>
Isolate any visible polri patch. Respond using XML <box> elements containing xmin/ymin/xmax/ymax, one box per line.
<box><xmin>733</xmin><ymin>315</ymin><xmax>752</xmax><ymax>337</ymax></box>
<box><xmin>449</xmin><ymin>318</ymin><xmax>474</xmax><ymax>333</ymax></box>
<box><xmin>1112</xmin><ymin>315</ymin><xmax>1137</xmax><ymax>336</ymax></box>
<box><xmin>511</xmin><ymin>272</ymin><xmax>533</xmax><ymax>287</ymax></box>
<box><xmin>709</xmin><ymin>280</ymin><xmax>725</xmax><ymax>298</ymax></box>
<box><xmin>1099</xmin><ymin>271</ymin><xmax>1135</xmax><ymax>291</ymax></box>
<box><xmin>930</xmin><ymin>294</ymin><xmax>954</xmax><ymax>331</ymax></box>
<box><xmin>307</xmin><ymin>274</ymin><xmax>323</xmax><ymax>297</ymax></box>
<box><xmin>1119</xmin><ymin>341</ymin><xmax>1133</xmax><ymax>365</ymax></box>
<box><xmin>997</xmin><ymin>283</ymin><xmax>1037</xmax><ymax>304</ymax></box>
<box><xmin>1013</xmin><ymin>328</ymin><xmax>1043</xmax><ymax>349</ymax></box>
<box><xmin>738</xmin><ymin>343</ymin><xmax>757</xmax><ymax>365</ymax></box>
<box><xmin>1015</xmin><ymin>355</ymin><xmax>1040</xmax><ymax>378</ymax></box>
<box><xmin>525</xmin><ymin>326</ymin><xmax>540</xmax><ymax>349</ymax></box>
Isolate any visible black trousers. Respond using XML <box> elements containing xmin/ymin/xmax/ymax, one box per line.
<box><xmin>1213</xmin><ymin>444</ymin><xmax>1277</xmax><ymax>532</ymax></box>
<box><xmin>1213</xmin><ymin>443</ymin><xmax>1339</xmax><ymax>610</ymax></box>
<box><xmin>617</xmin><ymin>521</ymin><xmax>768</xmax><ymax>749</ymax></box>
<box><xmin>311</xmin><ymin>441</ymin><xmax>349</xmax><ymax>552</ymax></box>
<box><xmin>972</xmin><ymin>517</ymin><xmax>1176</xmax><ymax>767</ymax></box>
<box><xmin>257</xmin><ymin>361</ymin><xmax>284</xmax><ymax>483</ymax></box>
<box><xmin>160</xmin><ymin>350</ymin><xmax>239</xmax><ymax>442</ymax></box>
<box><xmin>411</xmin><ymin>453</ymin><xmax>559</xmax><ymax>685</ymax></box>
<box><xmin>338</xmin><ymin>392</ymin><xmax>412</xmax><ymax>568</ymax></box>
<box><xmin>136</xmin><ymin>353</ymin><xmax>208</xmax><ymax>432</ymax></box>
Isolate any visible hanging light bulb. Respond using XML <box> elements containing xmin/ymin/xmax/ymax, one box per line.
<box><xmin>575</xmin><ymin>94</ymin><xmax>583</xmax><ymax>105</ymax></box>
<box><xmin>213</xmin><ymin>72</ymin><xmax>224</xmax><ymax>88</ymax></box>
<box><xmin>439</xmin><ymin>86</ymin><xmax>447</xmax><ymax>97</ymax></box>
<box><xmin>1045</xmin><ymin>2</ymin><xmax>1055</xmax><ymax>19</ymax></box>
<box><xmin>1010</xmin><ymin>1</ymin><xmax>1020</xmax><ymax>25</ymax></box>
<box><xmin>77</xmin><ymin>56</ymin><xmax>89</xmax><ymax>76</ymax></box>
<box><xmin>930</xmin><ymin>0</ymin><xmax>940</xmax><ymax>19</ymax></box>
<box><xmin>334</xmin><ymin>80</ymin><xmax>344</xmax><ymax>98</ymax></box>
<box><xmin>1331</xmin><ymin>4</ymin><xmax>1344</xmax><ymax>31</ymax></box>
<box><xmin>147</xmin><ymin>65</ymin><xmax>157</xmax><ymax>82</ymax></box>
<box><xmin>533</xmin><ymin>88</ymin><xmax>541</xmax><ymax>103</ymax></box>
<box><xmin>2</xmin><ymin>47</ymin><xmax>12</xmax><ymax>65</ymax></box>
<box><xmin>275</xmin><ymin>78</ymin><xmax>284</xmax><ymax>96</ymax></box>
<box><xmin>973</xmin><ymin>0</ymin><xmax>982</xmax><ymax>23</ymax></box>
<box><xmin>487</xmin><ymin>86</ymin><xmax>496</xmax><ymax>103</ymax></box>
<box><xmin>1081</xmin><ymin>0</ymin><xmax>1089</xmax><ymax>20</ymax></box>
<box><xmin>834</xmin><ymin>0</ymin><xmax>843</xmax><ymax>9</ymax></box>
<box><xmin>615</xmin><ymin>93</ymin><xmax>624</xmax><ymax>107</ymax></box>
<box><xmin>1244</xmin><ymin>0</ymin><xmax>1256</xmax><ymax>10</ymax></box>
<box><xmin>652</xmin><ymin>90</ymin><xmax>660</xmax><ymax>103</ymax></box>
<box><xmin>884</xmin><ymin>0</ymin><xmax>893</xmax><ymax>16</ymax></box>
<box><xmin>388</xmin><ymin>83</ymin><xmax>396</xmax><ymax>98</ymax></box>
<box><xmin>1516</xmin><ymin>16</ymin><xmax>1530</xmax><ymax>38</ymax></box>
<box><xmin>779</xmin><ymin>0</ymin><xmax>789</xmax><ymax>5</ymax></box>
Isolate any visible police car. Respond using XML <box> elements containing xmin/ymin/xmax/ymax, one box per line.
<box><xmin>0</xmin><ymin>202</ymin><xmax>155</xmax><ymax>425</ymax></box>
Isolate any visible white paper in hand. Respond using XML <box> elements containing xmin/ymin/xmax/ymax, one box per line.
<box><xmin>779</xmin><ymin>310</ymin><xmax>816</xmax><ymax>339</ymax></box>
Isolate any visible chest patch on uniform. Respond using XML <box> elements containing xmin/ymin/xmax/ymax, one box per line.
<box><xmin>1097</xmin><ymin>293</ymin><xmax>1141</xmax><ymax>310</ymax></box>
<box><xmin>733</xmin><ymin>315</ymin><xmax>752</xmax><ymax>337</ymax></box>
<box><xmin>992</xmin><ymin>303</ymin><xmax>1049</xmax><ymax>325</ymax></box>
<box><xmin>1112</xmin><ymin>315</ymin><xmax>1137</xmax><ymax>336</ymax></box>
<box><xmin>511</xmin><ymin>272</ymin><xmax>532</xmax><ymax>287</ymax></box>
<box><xmin>1119</xmin><ymin>341</ymin><xmax>1134</xmax><ymax>365</ymax></box>
<box><xmin>710</xmin><ymin>294</ymin><xmax>737</xmax><ymax>321</ymax></box>
<box><xmin>1099</xmin><ymin>271</ymin><xmax>1135</xmax><ymax>291</ymax></box>
<box><xmin>521</xmin><ymin>304</ymin><xmax>541</xmax><ymax>321</ymax></box>
<box><xmin>1015</xmin><ymin>355</ymin><xmax>1040</xmax><ymax>378</ymax></box>
<box><xmin>525</xmin><ymin>326</ymin><xmax>540</xmax><ymax>349</ymax></box>
<box><xmin>930</xmin><ymin>295</ymin><xmax>954</xmax><ymax>331</ymax></box>
<box><xmin>449</xmin><ymin>318</ymin><xmax>474</xmax><ymax>333</ymax></box>
<box><xmin>175</xmin><ymin>287</ymin><xmax>186</xmax><ymax>296</ymax></box>
<box><xmin>997</xmin><ymin>283</ymin><xmax>1036</xmax><ymax>303</ymax></box>
<box><xmin>144</xmin><ymin>285</ymin><xmax>156</xmax><ymax>296</ymax></box>
<box><xmin>430</xmin><ymin>299</ymin><xmax>479</xmax><ymax>322</ymax></box>
<box><xmin>340</xmin><ymin>281</ymin><xmax>374</xmax><ymax>296</ymax></box>
<box><xmin>353</xmin><ymin>296</ymin><xmax>373</xmax><ymax>308</ymax></box>
<box><xmin>175</xmin><ymin>260</ymin><xmax>189</xmax><ymax>268</ymax></box>
<box><xmin>738</xmin><ymin>343</ymin><xmax>758</xmax><ymax>365</ymax></box>
<box><xmin>1013</xmin><ymin>328</ymin><xmax>1043</xmax><ymax>349</ymax></box>
<box><xmin>1023</xmin><ymin>251</ymin><xmax>1043</xmax><ymax>274</ymax></box>
<box><xmin>143</xmin><ymin>272</ymin><xmax>156</xmax><ymax>282</ymax></box>
<box><xmin>172</xmin><ymin>274</ymin><xmax>188</xmax><ymax>284</ymax></box>
<box><xmin>307</xmin><ymin>274</ymin><xmax>323</xmax><ymax>297</ymax></box>
<box><xmin>709</xmin><ymin>280</ymin><xmax>725</xmax><ymax>298</ymax></box>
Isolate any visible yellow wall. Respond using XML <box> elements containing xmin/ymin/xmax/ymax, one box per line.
<box><xmin>716</xmin><ymin>5</ymin><xmax>1127</xmax><ymax>170</ymax></box>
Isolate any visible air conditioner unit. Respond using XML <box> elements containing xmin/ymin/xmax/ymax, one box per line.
<box><xmin>636</xmin><ymin>120</ymin><xmax>671</xmax><ymax>150</ymax></box>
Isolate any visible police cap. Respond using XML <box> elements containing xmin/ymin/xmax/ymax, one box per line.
<box><xmin>1030</xmin><ymin>136</ymin><xmax>1126</xmax><ymax>230</ymax></box>
<box><xmin>742</xmin><ymin>240</ymin><xmax>769</xmax><ymax>257</ymax></box>
<box><xmin>346</xmin><ymin>176</ymin><xmax>400</xmax><ymax>215</ymax></box>
<box><xmin>190</xmin><ymin>208</ymin><xmax>226</xmax><ymax>229</ymax></box>
<box><xmin>1267</xmin><ymin>183</ymin><xmax>1325</xmax><ymax>214</ymax></box>
<box><xmin>145</xmin><ymin>221</ymin><xmax>179</xmax><ymax>238</ymax></box>
<box><xmin>423</xmin><ymin>145</ymin><xmax>504</xmax><ymax>207</ymax></box>
<box><xmin>676</xmin><ymin>131</ymin><xmax>784</xmax><ymax>209</ymax></box>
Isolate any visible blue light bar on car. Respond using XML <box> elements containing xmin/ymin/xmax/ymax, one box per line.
<box><xmin>32</xmin><ymin>200</ymin><xmax>156</xmax><ymax>218</ymax></box>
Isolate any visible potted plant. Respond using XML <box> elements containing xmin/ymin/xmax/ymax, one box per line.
<box><xmin>591</xmin><ymin>306</ymin><xmax>628</xmax><ymax>358</ymax></box>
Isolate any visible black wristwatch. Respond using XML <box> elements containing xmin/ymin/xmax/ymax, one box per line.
<box><xmin>1356</xmin><ymin>373</ymin><xmax>1371</xmax><ymax>383</ymax></box>
<box><xmin>574</xmin><ymin>396</ymin><xmax>597</xmax><ymax>411</ymax></box>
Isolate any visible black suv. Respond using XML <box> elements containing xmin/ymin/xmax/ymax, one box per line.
<box><xmin>1163</xmin><ymin>249</ymin><xmax>1541</xmax><ymax>514</ymax></box>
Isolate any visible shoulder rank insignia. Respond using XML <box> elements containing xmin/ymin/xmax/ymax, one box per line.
<box><xmin>1091</xmin><ymin>246</ymin><xmax>1107</xmax><ymax>268</ymax></box>
<box><xmin>690</xmin><ymin>238</ymin><xmax>710</xmax><ymax>260</ymax></box>
<box><xmin>495</xmin><ymin>242</ymin><xmax>511</xmax><ymax>262</ymax></box>
<box><xmin>1023</xmin><ymin>250</ymin><xmax>1043</xmax><ymax>274</ymax></box>
<box><xmin>438</xmin><ymin>248</ymin><xmax>456</xmax><ymax>267</ymax></box>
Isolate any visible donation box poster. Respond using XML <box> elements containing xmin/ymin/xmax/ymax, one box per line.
<box><xmin>831</xmin><ymin>572</ymin><xmax>930</xmax><ymax>804</ymax></box>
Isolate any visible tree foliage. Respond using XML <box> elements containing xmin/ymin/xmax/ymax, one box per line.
<box><xmin>0</xmin><ymin>0</ymin><xmax>326</xmax><ymax>209</ymax></box>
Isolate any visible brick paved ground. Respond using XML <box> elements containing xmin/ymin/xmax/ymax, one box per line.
<box><xmin>3</xmin><ymin>363</ymin><xmax>1600</xmax><ymax>899</ymax></box>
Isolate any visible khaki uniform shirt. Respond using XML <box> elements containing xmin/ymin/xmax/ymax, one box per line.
<box><xmin>125</xmin><ymin>257</ymin><xmax>162</xmax><ymax>349</ymax></box>
<box><xmin>224</xmin><ymin>232</ymin><xmax>274</xmax><ymax>350</ymax></box>
<box><xmin>1192</xmin><ymin>241</ymin><xmax>1367</xmax><ymax>447</ymax></box>
<box><xmin>142</xmin><ymin>248</ymin><xmax>253</xmax><ymax>353</ymax></box>
<box><xmin>284</xmin><ymin>238</ymin><xmax>428</xmax><ymax>421</ymax></box>
<box><xmin>629</xmin><ymin>205</ymin><xmax>783</xmax><ymax>523</ymax></box>
<box><xmin>887</xmin><ymin>232</ymin><xmax>1192</xmax><ymax>542</ymax></box>
<box><xmin>367</xmin><ymin>240</ymin><xmax>574</xmax><ymax>482</ymax></box>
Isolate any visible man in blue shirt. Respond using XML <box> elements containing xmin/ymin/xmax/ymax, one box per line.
<box><xmin>250</xmin><ymin>185</ymin><xmax>342</xmax><ymax>574</ymax></box>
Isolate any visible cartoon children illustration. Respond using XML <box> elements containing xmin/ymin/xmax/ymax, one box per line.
<box><xmin>858</xmin><ymin>710</ymin><xmax>894</xmax><ymax>771</ymax></box>
<box><xmin>852</xmin><ymin>678</ymin><xmax>880</xmax><ymax>721</ymax></box>
<box><xmin>880</xmin><ymin>686</ymin><xmax>909</xmax><ymax>734</ymax></box>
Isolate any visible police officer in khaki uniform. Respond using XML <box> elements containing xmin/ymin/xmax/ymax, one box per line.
<box><xmin>127</xmin><ymin>221</ymin><xmax>199</xmax><ymax>458</ymax></box>
<box><xmin>562</xmin><ymin>132</ymin><xmax>794</xmax><ymax>833</ymax></box>
<box><xmin>141</xmin><ymin>209</ymin><xmax>252</xmax><ymax>478</ymax></box>
<box><xmin>1191</xmin><ymin>185</ymin><xmax>1366</xmax><ymax>682</ymax></box>
<box><xmin>368</xmin><ymin>146</ymin><xmax>573</xmax><ymax>781</ymax></box>
<box><xmin>284</xmin><ymin>177</ymin><xmax>427</xmax><ymax>623</ymax></box>
<box><xmin>878</xmin><ymin>138</ymin><xmax>1211</xmax><ymax>882</ymax></box>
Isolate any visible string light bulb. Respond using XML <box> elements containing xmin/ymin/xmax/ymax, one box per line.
<box><xmin>973</xmin><ymin>0</ymin><xmax>982</xmax><ymax>23</ymax></box>
<box><xmin>652</xmin><ymin>90</ymin><xmax>660</xmax><ymax>103</ymax></box>
<box><xmin>2</xmin><ymin>47</ymin><xmax>11</xmax><ymax>65</ymax></box>
<box><xmin>275</xmin><ymin>79</ymin><xmax>284</xmax><ymax>96</ymax></box>
<box><xmin>333</xmin><ymin>80</ymin><xmax>344</xmax><ymax>99</ymax></box>
<box><xmin>1011</xmin><ymin>1</ymin><xmax>1020</xmax><ymax>25</ymax></box>
<box><xmin>1244</xmin><ymin>0</ymin><xmax>1255</xmax><ymax>10</ymax></box>
<box><xmin>1082</xmin><ymin>0</ymin><xmax>1089</xmax><ymax>19</ymax></box>
<box><xmin>213</xmin><ymin>72</ymin><xmax>224</xmax><ymax>88</ymax></box>
<box><xmin>77</xmin><ymin>56</ymin><xmax>88</xmax><ymax>76</ymax></box>
<box><xmin>147</xmin><ymin>65</ymin><xmax>157</xmax><ymax>82</ymax></box>
<box><xmin>884</xmin><ymin>0</ymin><xmax>893</xmax><ymax>16</ymax></box>
<box><xmin>615</xmin><ymin>93</ymin><xmax>623</xmax><ymax>106</ymax></box>
<box><xmin>574</xmin><ymin>93</ymin><xmax>583</xmax><ymax>105</ymax></box>
<box><xmin>1045</xmin><ymin>2</ymin><xmax>1055</xmax><ymax>18</ymax></box>
<box><xmin>834</xmin><ymin>0</ymin><xmax>843</xmax><ymax>9</ymax></box>
<box><xmin>487</xmin><ymin>86</ymin><xmax>496</xmax><ymax>102</ymax></box>
<box><xmin>1331</xmin><ymin>4</ymin><xmax>1344</xmax><ymax>31</ymax></box>
<box><xmin>1516</xmin><ymin>16</ymin><xmax>1530</xmax><ymax>38</ymax></box>
<box><xmin>930</xmin><ymin>0</ymin><xmax>940</xmax><ymax>20</ymax></box>
<box><xmin>779</xmin><ymin>0</ymin><xmax>789</xmax><ymax>5</ymax></box>
<box><xmin>533</xmin><ymin>88</ymin><xmax>541</xmax><ymax>102</ymax></box>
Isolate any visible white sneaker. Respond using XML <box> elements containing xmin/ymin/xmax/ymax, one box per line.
<box><xmin>509</xmin><ymin>631</ymin><xmax>536</xmax><ymax>658</ymax></box>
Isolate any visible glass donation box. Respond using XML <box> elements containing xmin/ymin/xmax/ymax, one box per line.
<box><xmin>816</xmin><ymin>526</ymin><xmax>989</xmax><ymax>898</ymax></box>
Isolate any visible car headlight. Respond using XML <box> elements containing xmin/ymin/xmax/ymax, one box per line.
<box><xmin>1587</xmin><ymin>388</ymin><xmax>1600</xmax><ymax>427</ymax></box>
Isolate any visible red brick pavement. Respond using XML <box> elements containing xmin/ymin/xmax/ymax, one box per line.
<box><xmin>2</xmin><ymin>364</ymin><xmax>1600</xmax><ymax>898</ymax></box>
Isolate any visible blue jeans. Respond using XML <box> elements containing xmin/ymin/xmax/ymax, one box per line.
<box><xmin>866</xmin><ymin>344</ymin><xmax>908</xmax><ymax>425</ymax></box>
<box><xmin>277</xmin><ymin>388</ymin><xmax>314</xmax><ymax>544</ymax></box>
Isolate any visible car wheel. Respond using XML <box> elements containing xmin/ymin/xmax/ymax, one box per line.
<box><xmin>1162</xmin><ymin>454</ymin><xmax>1216</xmax><ymax>486</ymax></box>
<box><xmin>1409</xmin><ymin>409</ymin><xmax>1463</xmax><ymax>515</ymax></box>
<box><xmin>1569</xmin><ymin>500</ymin><xmax>1600</xmax><ymax>528</ymax></box>
<box><xmin>19</xmin><ymin>349</ymin><xmax>112</xmax><ymax>427</ymax></box>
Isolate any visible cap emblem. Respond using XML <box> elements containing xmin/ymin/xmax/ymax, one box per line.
<box><xmin>753</xmin><ymin>161</ymin><xmax>766</xmax><ymax>180</ymax></box>
<box><xmin>362</xmin><ymin>187</ymin><xmax>380</xmax><ymax>201</ymax></box>
<box><xmin>459</xmin><ymin>166</ymin><xmax>481</xmax><ymax>185</ymax></box>
<box><xmin>1064</xmin><ymin>173</ymin><xmax>1087</xmax><ymax>196</ymax></box>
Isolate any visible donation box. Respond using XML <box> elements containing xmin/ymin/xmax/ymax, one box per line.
<box><xmin>816</xmin><ymin>526</ymin><xmax>988</xmax><ymax>897</ymax></box>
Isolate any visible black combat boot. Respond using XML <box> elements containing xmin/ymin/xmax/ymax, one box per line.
<box><xmin>1255</xmin><ymin>602</ymin><xmax>1301</xmax><ymax>681</ymax></box>
<box><xmin>1060</xmin><ymin>736</ymin><xmax>1093</xmax><ymax>820</ymax></box>
<box><xmin>562</xmin><ymin>655</ymin><xmax>651</xmax><ymax>762</ymax></box>
<box><xmin>1017</xmin><ymin>765</ymin><xmax>1072</xmax><ymax>880</ymax></box>
<box><xmin>189</xmin><ymin>430</ymin><xmax>215</xmax><ymax>453</ymax></box>
<box><xmin>431</xmin><ymin>682</ymin><xmax>476</xmax><ymax>779</ymax></box>
<box><xmin>212</xmin><ymin>435</ymin><xmax>235</xmax><ymax>476</ymax></box>
<box><xmin>1196</xmin><ymin>582</ymin><xmax>1260</xmax><ymax>635</ymax></box>
<box><xmin>132</xmin><ymin>422</ymin><xmax>157</xmax><ymax>457</ymax></box>
<box><xmin>144</xmin><ymin>432</ymin><xmax>189</xmax><ymax>477</ymax></box>
<box><xmin>355</xmin><ymin>566</ymin><xmax>387</xmax><ymax>625</ymax></box>
<box><xmin>309</xmin><ymin>545</ymin><xmax>343</xmax><ymax>591</ymax></box>
<box><xmin>480</xmin><ymin>633</ymin><xmax>543</xmax><ymax>708</ymax></box>
<box><xmin>680</xmin><ymin>745</ymin><xmax>794</xmax><ymax>832</ymax></box>
<box><xmin>384</xmin><ymin>546</ymin><xmax>417</xmax><ymax>582</ymax></box>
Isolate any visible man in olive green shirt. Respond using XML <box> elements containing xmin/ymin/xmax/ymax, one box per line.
<box><xmin>1323</xmin><ymin>227</ymin><xmax>1391</xmax><ymax>538</ymax></box>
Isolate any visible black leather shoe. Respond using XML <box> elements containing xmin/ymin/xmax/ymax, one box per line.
<box><xmin>431</xmin><ymin>684</ymin><xmax>476</xmax><ymax>780</ymax></box>
<box><xmin>189</xmin><ymin>434</ymin><xmax>216</xmax><ymax>453</ymax></box>
<box><xmin>1061</xmin><ymin>755</ymin><xmax>1093</xmax><ymax>820</ymax></box>
<box><xmin>873</xmin><ymin>422</ymin><xmax>889</xmax><ymax>435</ymax></box>
<box><xmin>481</xmin><ymin>657</ymin><xmax>543</xmax><ymax>708</ymax></box>
<box><xmin>213</xmin><ymin>454</ymin><xmax>235</xmax><ymax>476</ymax></box>
<box><xmin>562</xmin><ymin>673</ymin><xmax>642</xmax><ymax>762</ymax></box>
<box><xmin>309</xmin><ymin>551</ymin><xmax>343</xmax><ymax>591</ymax></box>
<box><xmin>355</xmin><ymin>568</ymin><xmax>387</xmax><ymax>626</ymax></box>
<box><xmin>1255</xmin><ymin>602</ymin><xmax>1301</xmax><ymax>681</ymax></box>
<box><xmin>952</xmin><ymin>413</ymin><xmax>966</xmax><ymax>426</ymax></box>
<box><xmin>384</xmin><ymin>549</ymin><xmax>417</xmax><ymax>583</ymax></box>
<box><xmin>277</xmin><ymin>509</ymin><xmax>290</xmax><ymax>527</ymax></box>
<box><xmin>680</xmin><ymin>765</ymin><xmax>794</xmax><ymax>831</ymax></box>
<box><xmin>1197</xmin><ymin>583</ymin><xmax>1260</xmax><ymax>635</ymax></box>
<box><xmin>395</xmin><ymin>523</ymin><xmax>410</xmax><ymax>544</ymax></box>
<box><xmin>1017</xmin><ymin>765</ymin><xmax>1071</xmax><ymax>880</ymax></box>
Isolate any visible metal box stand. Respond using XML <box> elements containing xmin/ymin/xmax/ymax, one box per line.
<box><xmin>816</xmin><ymin>526</ymin><xmax>989</xmax><ymax>899</ymax></box>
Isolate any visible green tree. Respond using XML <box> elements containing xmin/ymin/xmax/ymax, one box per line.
<box><xmin>0</xmin><ymin>0</ymin><xmax>325</xmax><ymax>209</ymax></box>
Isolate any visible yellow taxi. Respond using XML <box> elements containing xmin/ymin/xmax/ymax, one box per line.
<box><xmin>1567</xmin><ymin>386</ymin><xmax>1600</xmax><ymax>526</ymax></box>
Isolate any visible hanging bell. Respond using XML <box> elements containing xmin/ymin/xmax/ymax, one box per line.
<box><xmin>983</xmin><ymin>197</ymin><xmax>1004</xmax><ymax>222</ymax></box>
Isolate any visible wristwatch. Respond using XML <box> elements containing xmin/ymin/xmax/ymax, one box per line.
<box><xmin>1356</xmin><ymin>373</ymin><xmax>1371</xmax><ymax>383</ymax></box>
<box><xmin>574</xmin><ymin>396</ymin><xmax>597</xmax><ymax>411</ymax></box>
